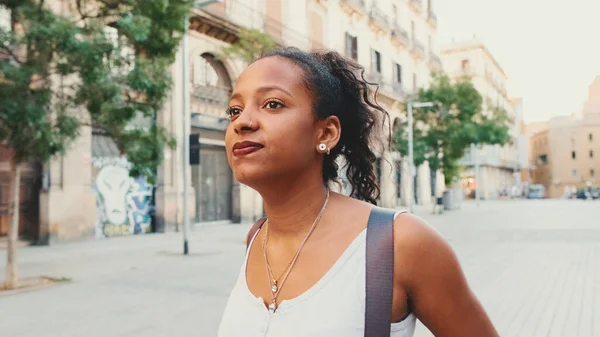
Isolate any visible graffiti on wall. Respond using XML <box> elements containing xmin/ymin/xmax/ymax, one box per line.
<box><xmin>92</xmin><ymin>157</ymin><xmax>154</xmax><ymax>238</ymax></box>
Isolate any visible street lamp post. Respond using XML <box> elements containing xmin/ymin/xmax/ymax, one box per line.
<box><xmin>407</xmin><ymin>101</ymin><xmax>433</xmax><ymax>213</ymax></box>
<box><xmin>181</xmin><ymin>0</ymin><xmax>220</xmax><ymax>255</ymax></box>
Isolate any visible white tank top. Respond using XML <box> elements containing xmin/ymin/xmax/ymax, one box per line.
<box><xmin>217</xmin><ymin>211</ymin><xmax>417</xmax><ymax>337</ymax></box>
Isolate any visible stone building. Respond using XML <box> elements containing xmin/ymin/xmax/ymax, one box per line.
<box><xmin>1</xmin><ymin>0</ymin><xmax>444</xmax><ymax>244</ymax></box>
<box><xmin>527</xmin><ymin>77</ymin><xmax>600</xmax><ymax>198</ymax></box>
<box><xmin>441</xmin><ymin>38</ymin><xmax>520</xmax><ymax>199</ymax></box>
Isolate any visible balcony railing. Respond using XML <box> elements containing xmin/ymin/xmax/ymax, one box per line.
<box><xmin>192</xmin><ymin>0</ymin><xmax>314</xmax><ymax>50</ymax></box>
<box><xmin>408</xmin><ymin>0</ymin><xmax>423</xmax><ymax>13</ymax></box>
<box><xmin>410</xmin><ymin>40</ymin><xmax>426</xmax><ymax>59</ymax></box>
<box><xmin>391</xmin><ymin>82</ymin><xmax>406</xmax><ymax>98</ymax></box>
<box><xmin>368</xmin><ymin>7</ymin><xmax>390</xmax><ymax>32</ymax></box>
<box><xmin>391</xmin><ymin>24</ymin><xmax>409</xmax><ymax>47</ymax></box>
<box><xmin>192</xmin><ymin>84</ymin><xmax>232</xmax><ymax>117</ymax></box>
<box><xmin>366</xmin><ymin>72</ymin><xmax>384</xmax><ymax>85</ymax></box>
<box><xmin>365</xmin><ymin>73</ymin><xmax>406</xmax><ymax>101</ymax></box>
<box><xmin>429</xmin><ymin>52</ymin><xmax>442</xmax><ymax>68</ymax></box>
<box><xmin>340</xmin><ymin>0</ymin><xmax>367</xmax><ymax>16</ymax></box>
<box><xmin>193</xmin><ymin>84</ymin><xmax>231</xmax><ymax>106</ymax></box>
<box><xmin>428</xmin><ymin>12</ymin><xmax>438</xmax><ymax>27</ymax></box>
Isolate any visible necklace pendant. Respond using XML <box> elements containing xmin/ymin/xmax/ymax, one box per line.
<box><xmin>268</xmin><ymin>302</ymin><xmax>277</xmax><ymax>313</ymax></box>
<box><xmin>271</xmin><ymin>284</ymin><xmax>278</xmax><ymax>293</ymax></box>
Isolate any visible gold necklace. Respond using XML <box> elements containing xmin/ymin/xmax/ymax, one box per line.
<box><xmin>262</xmin><ymin>189</ymin><xmax>330</xmax><ymax>313</ymax></box>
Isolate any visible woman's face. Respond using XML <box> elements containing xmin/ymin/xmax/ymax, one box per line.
<box><xmin>225</xmin><ymin>56</ymin><xmax>321</xmax><ymax>187</ymax></box>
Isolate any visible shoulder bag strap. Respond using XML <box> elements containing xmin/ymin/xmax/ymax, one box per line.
<box><xmin>365</xmin><ymin>207</ymin><xmax>400</xmax><ymax>337</ymax></box>
<box><xmin>246</xmin><ymin>218</ymin><xmax>267</xmax><ymax>250</ymax></box>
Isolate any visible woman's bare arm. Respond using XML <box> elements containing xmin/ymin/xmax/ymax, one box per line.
<box><xmin>394</xmin><ymin>213</ymin><xmax>499</xmax><ymax>337</ymax></box>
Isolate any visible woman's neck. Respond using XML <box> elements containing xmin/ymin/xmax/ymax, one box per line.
<box><xmin>259</xmin><ymin>176</ymin><xmax>331</xmax><ymax>239</ymax></box>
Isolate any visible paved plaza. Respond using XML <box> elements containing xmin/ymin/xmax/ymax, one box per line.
<box><xmin>1</xmin><ymin>199</ymin><xmax>599</xmax><ymax>337</ymax></box>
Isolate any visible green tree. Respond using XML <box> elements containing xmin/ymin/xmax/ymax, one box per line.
<box><xmin>0</xmin><ymin>0</ymin><xmax>191</xmax><ymax>289</ymax></box>
<box><xmin>395</xmin><ymin>72</ymin><xmax>511</xmax><ymax>196</ymax></box>
<box><xmin>217</xmin><ymin>27</ymin><xmax>276</xmax><ymax>64</ymax></box>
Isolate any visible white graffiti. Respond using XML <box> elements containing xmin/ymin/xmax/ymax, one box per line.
<box><xmin>96</xmin><ymin>165</ymin><xmax>132</xmax><ymax>225</ymax></box>
<box><xmin>93</xmin><ymin>156</ymin><xmax>154</xmax><ymax>238</ymax></box>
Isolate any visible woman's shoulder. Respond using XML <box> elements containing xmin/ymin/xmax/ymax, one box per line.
<box><xmin>391</xmin><ymin>211</ymin><xmax>458</xmax><ymax>285</ymax></box>
<box><xmin>394</xmin><ymin>211</ymin><xmax>450</xmax><ymax>261</ymax></box>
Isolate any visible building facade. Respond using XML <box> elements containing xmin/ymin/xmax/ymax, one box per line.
<box><xmin>441</xmin><ymin>39</ymin><xmax>520</xmax><ymax>199</ymax></box>
<box><xmin>1</xmin><ymin>0</ymin><xmax>444</xmax><ymax>244</ymax></box>
<box><xmin>528</xmin><ymin>77</ymin><xmax>600</xmax><ymax>198</ymax></box>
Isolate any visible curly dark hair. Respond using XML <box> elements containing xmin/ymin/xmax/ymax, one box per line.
<box><xmin>259</xmin><ymin>47</ymin><xmax>390</xmax><ymax>205</ymax></box>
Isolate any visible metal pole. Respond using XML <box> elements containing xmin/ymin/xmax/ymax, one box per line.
<box><xmin>474</xmin><ymin>143</ymin><xmax>480</xmax><ymax>207</ymax></box>
<box><xmin>181</xmin><ymin>16</ymin><xmax>191</xmax><ymax>255</ymax></box>
<box><xmin>408</xmin><ymin>102</ymin><xmax>414</xmax><ymax>213</ymax></box>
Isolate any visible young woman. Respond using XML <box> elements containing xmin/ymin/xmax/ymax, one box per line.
<box><xmin>217</xmin><ymin>47</ymin><xmax>499</xmax><ymax>337</ymax></box>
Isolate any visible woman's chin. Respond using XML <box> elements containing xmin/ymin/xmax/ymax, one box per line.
<box><xmin>233</xmin><ymin>169</ymin><xmax>270</xmax><ymax>188</ymax></box>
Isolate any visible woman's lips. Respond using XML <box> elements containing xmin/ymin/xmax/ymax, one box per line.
<box><xmin>232</xmin><ymin>141</ymin><xmax>264</xmax><ymax>157</ymax></box>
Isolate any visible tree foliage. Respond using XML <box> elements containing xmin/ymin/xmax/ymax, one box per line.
<box><xmin>0</xmin><ymin>0</ymin><xmax>192</xmax><ymax>177</ymax></box>
<box><xmin>0</xmin><ymin>0</ymin><xmax>191</xmax><ymax>289</ymax></box>
<box><xmin>217</xmin><ymin>27</ymin><xmax>276</xmax><ymax>64</ymax></box>
<box><xmin>395</xmin><ymin>72</ymin><xmax>512</xmax><ymax>190</ymax></box>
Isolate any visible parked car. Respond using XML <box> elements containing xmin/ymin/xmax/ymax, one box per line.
<box><xmin>527</xmin><ymin>184</ymin><xmax>545</xmax><ymax>199</ymax></box>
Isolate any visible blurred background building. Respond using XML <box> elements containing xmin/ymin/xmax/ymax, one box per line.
<box><xmin>440</xmin><ymin>38</ymin><xmax>522</xmax><ymax>200</ymax></box>
<box><xmin>527</xmin><ymin>76</ymin><xmax>600</xmax><ymax>198</ymax></box>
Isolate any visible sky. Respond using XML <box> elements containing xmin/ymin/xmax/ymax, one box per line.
<box><xmin>436</xmin><ymin>0</ymin><xmax>600</xmax><ymax>122</ymax></box>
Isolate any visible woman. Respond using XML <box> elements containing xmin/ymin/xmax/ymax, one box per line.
<box><xmin>217</xmin><ymin>47</ymin><xmax>498</xmax><ymax>337</ymax></box>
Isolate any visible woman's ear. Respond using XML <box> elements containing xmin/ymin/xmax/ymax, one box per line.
<box><xmin>316</xmin><ymin>115</ymin><xmax>341</xmax><ymax>152</ymax></box>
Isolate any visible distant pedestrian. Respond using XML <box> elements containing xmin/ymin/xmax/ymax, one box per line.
<box><xmin>218</xmin><ymin>47</ymin><xmax>499</xmax><ymax>337</ymax></box>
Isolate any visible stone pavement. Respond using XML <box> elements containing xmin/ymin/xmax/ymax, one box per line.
<box><xmin>1</xmin><ymin>199</ymin><xmax>599</xmax><ymax>337</ymax></box>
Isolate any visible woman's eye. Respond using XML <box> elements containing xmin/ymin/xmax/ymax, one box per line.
<box><xmin>226</xmin><ymin>107</ymin><xmax>242</xmax><ymax>117</ymax></box>
<box><xmin>264</xmin><ymin>100</ymin><xmax>284</xmax><ymax>109</ymax></box>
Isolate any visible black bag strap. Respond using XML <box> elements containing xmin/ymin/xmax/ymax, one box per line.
<box><xmin>365</xmin><ymin>207</ymin><xmax>405</xmax><ymax>337</ymax></box>
<box><xmin>246</xmin><ymin>218</ymin><xmax>267</xmax><ymax>250</ymax></box>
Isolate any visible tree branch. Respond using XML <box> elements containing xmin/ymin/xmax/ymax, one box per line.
<box><xmin>0</xmin><ymin>45</ymin><xmax>24</xmax><ymax>64</ymax></box>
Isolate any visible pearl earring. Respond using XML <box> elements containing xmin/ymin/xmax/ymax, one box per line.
<box><xmin>317</xmin><ymin>143</ymin><xmax>330</xmax><ymax>155</ymax></box>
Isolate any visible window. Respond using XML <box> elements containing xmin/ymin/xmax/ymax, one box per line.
<box><xmin>461</xmin><ymin>59</ymin><xmax>470</xmax><ymax>71</ymax></box>
<box><xmin>590</xmin><ymin>133</ymin><xmax>594</xmax><ymax>142</ymax></box>
<box><xmin>590</xmin><ymin>150</ymin><xmax>594</xmax><ymax>159</ymax></box>
<box><xmin>394</xmin><ymin>63</ymin><xmax>403</xmax><ymax>84</ymax></box>
<box><xmin>591</xmin><ymin>169</ymin><xmax>595</xmax><ymax>177</ymax></box>
<box><xmin>371</xmin><ymin>49</ymin><xmax>382</xmax><ymax>73</ymax></box>
<box><xmin>537</xmin><ymin>154</ymin><xmax>548</xmax><ymax>165</ymax></box>
<box><xmin>193</xmin><ymin>55</ymin><xmax>219</xmax><ymax>86</ymax></box>
<box><xmin>345</xmin><ymin>33</ymin><xmax>358</xmax><ymax>61</ymax></box>
<box><xmin>572</xmin><ymin>151</ymin><xmax>576</xmax><ymax>159</ymax></box>
<box><xmin>572</xmin><ymin>169</ymin><xmax>577</xmax><ymax>178</ymax></box>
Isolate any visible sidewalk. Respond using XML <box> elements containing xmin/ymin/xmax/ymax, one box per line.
<box><xmin>2</xmin><ymin>199</ymin><xmax>598</xmax><ymax>337</ymax></box>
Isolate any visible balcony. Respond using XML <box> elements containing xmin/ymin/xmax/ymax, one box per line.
<box><xmin>410</xmin><ymin>40</ymin><xmax>426</xmax><ymax>60</ymax></box>
<box><xmin>368</xmin><ymin>7</ymin><xmax>390</xmax><ymax>33</ymax></box>
<box><xmin>191</xmin><ymin>84</ymin><xmax>232</xmax><ymax>117</ymax></box>
<box><xmin>365</xmin><ymin>73</ymin><xmax>405</xmax><ymax>102</ymax></box>
<box><xmin>340</xmin><ymin>0</ymin><xmax>367</xmax><ymax>17</ymax></box>
<box><xmin>428</xmin><ymin>52</ymin><xmax>442</xmax><ymax>69</ymax></box>
<box><xmin>366</xmin><ymin>72</ymin><xmax>384</xmax><ymax>85</ymax></box>
<box><xmin>427</xmin><ymin>12</ymin><xmax>438</xmax><ymax>28</ymax></box>
<box><xmin>391</xmin><ymin>24</ymin><xmax>409</xmax><ymax>48</ymax></box>
<box><xmin>408</xmin><ymin>0</ymin><xmax>423</xmax><ymax>14</ymax></box>
<box><xmin>391</xmin><ymin>82</ymin><xmax>406</xmax><ymax>99</ymax></box>
<box><xmin>189</xmin><ymin>0</ymin><xmax>264</xmax><ymax>44</ymax></box>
